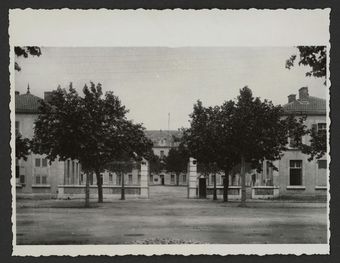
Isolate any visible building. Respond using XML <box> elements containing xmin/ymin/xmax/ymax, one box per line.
<box><xmin>15</xmin><ymin>87</ymin><xmax>81</xmax><ymax>199</ymax></box>
<box><xmin>276</xmin><ymin>87</ymin><xmax>327</xmax><ymax>198</ymax></box>
<box><xmin>144</xmin><ymin>130</ymin><xmax>187</xmax><ymax>186</ymax></box>
<box><xmin>15</xmin><ymin>86</ymin><xmax>327</xmax><ymax>200</ymax></box>
<box><xmin>190</xmin><ymin>87</ymin><xmax>327</xmax><ymax>200</ymax></box>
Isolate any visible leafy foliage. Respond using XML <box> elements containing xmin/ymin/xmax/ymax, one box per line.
<box><xmin>183</xmin><ymin>86</ymin><xmax>307</xmax><ymax>204</ymax></box>
<box><xmin>164</xmin><ymin>146</ymin><xmax>189</xmax><ymax>185</ymax></box>
<box><xmin>286</xmin><ymin>46</ymin><xmax>326</xmax><ymax>82</ymax></box>
<box><xmin>15</xmin><ymin>46</ymin><xmax>42</xmax><ymax>71</ymax></box>
<box><xmin>299</xmin><ymin>126</ymin><xmax>327</xmax><ymax>161</ymax></box>
<box><xmin>15</xmin><ymin>132</ymin><xmax>30</xmax><ymax>161</ymax></box>
<box><xmin>149</xmin><ymin>153</ymin><xmax>165</xmax><ymax>175</ymax></box>
<box><xmin>32</xmin><ymin>82</ymin><xmax>152</xmax><ymax>203</ymax></box>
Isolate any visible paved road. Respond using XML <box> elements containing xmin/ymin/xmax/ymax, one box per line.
<box><xmin>16</xmin><ymin>188</ymin><xmax>327</xmax><ymax>245</ymax></box>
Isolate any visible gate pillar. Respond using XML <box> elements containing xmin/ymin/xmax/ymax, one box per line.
<box><xmin>140</xmin><ymin>159</ymin><xmax>149</xmax><ymax>198</ymax></box>
<box><xmin>187</xmin><ymin>157</ymin><xmax>198</xmax><ymax>198</ymax></box>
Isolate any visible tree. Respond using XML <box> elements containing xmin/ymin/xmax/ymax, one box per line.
<box><xmin>184</xmin><ymin>87</ymin><xmax>306</xmax><ymax>206</ymax></box>
<box><xmin>105</xmin><ymin>152</ymin><xmax>139</xmax><ymax>200</ymax></box>
<box><xmin>149</xmin><ymin>153</ymin><xmax>164</xmax><ymax>175</ymax></box>
<box><xmin>299</xmin><ymin>125</ymin><xmax>327</xmax><ymax>161</ymax></box>
<box><xmin>15</xmin><ymin>132</ymin><xmax>30</xmax><ymax>161</ymax></box>
<box><xmin>164</xmin><ymin>146</ymin><xmax>188</xmax><ymax>186</ymax></box>
<box><xmin>182</xmin><ymin>101</ymin><xmax>222</xmax><ymax>200</ymax></box>
<box><xmin>231</xmin><ymin>87</ymin><xmax>306</xmax><ymax>206</ymax></box>
<box><xmin>32</xmin><ymin>83</ymin><xmax>152</xmax><ymax>207</ymax></box>
<box><xmin>286</xmin><ymin>46</ymin><xmax>326</xmax><ymax>83</ymax></box>
<box><xmin>15</xmin><ymin>46</ymin><xmax>41</xmax><ymax>71</ymax></box>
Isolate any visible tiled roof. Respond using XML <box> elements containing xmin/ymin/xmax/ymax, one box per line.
<box><xmin>144</xmin><ymin>130</ymin><xmax>182</xmax><ymax>147</ymax></box>
<box><xmin>15</xmin><ymin>93</ymin><xmax>42</xmax><ymax>114</ymax></box>
<box><xmin>282</xmin><ymin>96</ymin><xmax>326</xmax><ymax>115</ymax></box>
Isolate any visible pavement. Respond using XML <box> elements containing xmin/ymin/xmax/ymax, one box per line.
<box><xmin>16</xmin><ymin>186</ymin><xmax>328</xmax><ymax>245</ymax></box>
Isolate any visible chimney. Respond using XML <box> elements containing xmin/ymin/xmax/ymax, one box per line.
<box><xmin>299</xmin><ymin>87</ymin><xmax>309</xmax><ymax>100</ymax></box>
<box><xmin>288</xmin><ymin>94</ymin><xmax>296</xmax><ymax>103</ymax></box>
<box><xmin>44</xmin><ymin>91</ymin><xmax>53</xmax><ymax>103</ymax></box>
<box><xmin>15</xmin><ymin>91</ymin><xmax>20</xmax><ymax>95</ymax></box>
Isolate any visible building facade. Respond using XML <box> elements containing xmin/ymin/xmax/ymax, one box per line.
<box><xmin>15</xmin><ymin>86</ymin><xmax>327</xmax><ymax>200</ymax></box>
<box><xmin>15</xmin><ymin>88</ymin><xmax>80</xmax><ymax>199</ymax></box>
<box><xmin>144</xmin><ymin>130</ymin><xmax>187</xmax><ymax>186</ymax></box>
<box><xmin>276</xmin><ymin>87</ymin><xmax>327</xmax><ymax>198</ymax></box>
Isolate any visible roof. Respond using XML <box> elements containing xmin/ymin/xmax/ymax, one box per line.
<box><xmin>15</xmin><ymin>92</ymin><xmax>42</xmax><ymax>114</ymax></box>
<box><xmin>282</xmin><ymin>96</ymin><xmax>326</xmax><ymax>115</ymax></box>
<box><xmin>144</xmin><ymin>130</ymin><xmax>182</xmax><ymax>147</ymax></box>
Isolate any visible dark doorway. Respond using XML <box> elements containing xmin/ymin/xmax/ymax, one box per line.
<box><xmin>160</xmin><ymin>175</ymin><xmax>165</xmax><ymax>185</ymax></box>
<box><xmin>199</xmin><ymin>178</ymin><xmax>207</xmax><ymax>198</ymax></box>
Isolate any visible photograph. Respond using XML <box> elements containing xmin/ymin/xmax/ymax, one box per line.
<box><xmin>9</xmin><ymin>9</ymin><xmax>330</xmax><ymax>256</ymax></box>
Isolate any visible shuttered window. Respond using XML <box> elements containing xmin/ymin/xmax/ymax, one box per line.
<box><xmin>289</xmin><ymin>160</ymin><xmax>302</xmax><ymax>186</ymax></box>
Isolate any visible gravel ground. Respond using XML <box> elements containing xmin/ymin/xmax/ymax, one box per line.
<box><xmin>15</xmin><ymin>186</ymin><xmax>328</xmax><ymax>245</ymax></box>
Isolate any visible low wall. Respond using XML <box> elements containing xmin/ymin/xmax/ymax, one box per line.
<box><xmin>206</xmin><ymin>186</ymin><xmax>241</xmax><ymax>200</ymax></box>
<box><xmin>57</xmin><ymin>185</ymin><xmax>144</xmax><ymax>199</ymax></box>
<box><xmin>251</xmin><ymin>186</ymin><xmax>279</xmax><ymax>199</ymax></box>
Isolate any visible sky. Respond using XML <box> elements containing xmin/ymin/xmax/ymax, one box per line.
<box><xmin>15</xmin><ymin>47</ymin><xmax>327</xmax><ymax>130</ymax></box>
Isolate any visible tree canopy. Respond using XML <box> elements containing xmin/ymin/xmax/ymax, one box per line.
<box><xmin>15</xmin><ymin>46</ymin><xmax>42</xmax><ymax>71</ymax></box>
<box><xmin>164</xmin><ymin>146</ymin><xmax>189</xmax><ymax>185</ymax></box>
<box><xmin>32</xmin><ymin>82</ymin><xmax>152</xmax><ymax>205</ymax></box>
<box><xmin>286</xmin><ymin>46</ymin><xmax>326</xmax><ymax>82</ymax></box>
<box><xmin>15</xmin><ymin>132</ymin><xmax>30</xmax><ymax>161</ymax></box>
<box><xmin>183</xmin><ymin>86</ymin><xmax>306</xmax><ymax>205</ymax></box>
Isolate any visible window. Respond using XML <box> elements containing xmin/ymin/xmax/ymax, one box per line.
<box><xmin>42</xmin><ymin>158</ymin><xmax>48</xmax><ymax>167</ymax></box>
<box><xmin>183</xmin><ymin>174</ymin><xmax>186</xmax><ymax>183</ymax></box>
<box><xmin>160</xmin><ymin>150</ymin><xmax>164</xmax><ymax>158</ymax></box>
<box><xmin>80</xmin><ymin>173</ymin><xmax>84</xmax><ymax>184</ymax></box>
<box><xmin>138</xmin><ymin>174</ymin><xmax>141</xmax><ymax>184</ymax></box>
<box><xmin>150</xmin><ymin>174</ymin><xmax>153</xmax><ymax>182</ymax></box>
<box><xmin>317</xmin><ymin>123</ymin><xmax>326</xmax><ymax>132</ymax></box>
<box><xmin>35</xmin><ymin>175</ymin><xmax>48</xmax><ymax>185</ymax></box>
<box><xmin>210</xmin><ymin>175</ymin><xmax>216</xmax><ymax>185</ymax></box>
<box><xmin>90</xmin><ymin>173</ymin><xmax>94</xmax><ymax>185</ymax></box>
<box><xmin>171</xmin><ymin>174</ymin><xmax>175</xmax><ymax>183</ymax></box>
<box><xmin>35</xmin><ymin>175</ymin><xmax>41</xmax><ymax>184</ymax></box>
<box><xmin>217</xmin><ymin>175</ymin><xmax>221</xmax><ymax>185</ymax></box>
<box><xmin>35</xmin><ymin>158</ymin><xmax>41</xmax><ymax>167</ymax></box>
<box><xmin>41</xmin><ymin>175</ymin><xmax>47</xmax><ymax>185</ymax></box>
<box><xmin>20</xmin><ymin>175</ymin><xmax>25</xmax><ymax>184</ymax></box>
<box><xmin>109</xmin><ymin>173</ymin><xmax>113</xmax><ymax>183</ymax></box>
<box><xmin>289</xmin><ymin>160</ymin><xmax>303</xmax><ymax>186</ymax></box>
<box><xmin>318</xmin><ymin>160</ymin><xmax>327</xmax><ymax>169</ymax></box>
<box><xmin>15</xmin><ymin>121</ymin><xmax>20</xmax><ymax>134</ymax></box>
<box><xmin>116</xmin><ymin>174</ymin><xmax>121</xmax><ymax>185</ymax></box>
<box><xmin>16</xmin><ymin>165</ymin><xmax>19</xmax><ymax>179</ymax></box>
<box><xmin>289</xmin><ymin>135</ymin><xmax>302</xmax><ymax>148</ymax></box>
<box><xmin>128</xmin><ymin>174</ymin><xmax>133</xmax><ymax>184</ymax></box>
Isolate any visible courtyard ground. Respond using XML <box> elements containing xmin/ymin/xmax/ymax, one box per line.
<box><xmin>16</xmin><ymin>186</ymin><xmax>328</xmax><ymax>245</ymax></box>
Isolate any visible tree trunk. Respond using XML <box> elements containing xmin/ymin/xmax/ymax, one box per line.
<box><xmin>176</xmin><ymin>173</ymin><xmax>179</xmax><ymax>186</ymax></box>
<box><xmin>223</xmin><ymin>169</ymin><xmax>229</xmax><ymax>202</ymax></box>
<box><xmin>96</xmin><ymin>170</ymin><xmax>103</xmax><ymax>203</ymax></box>
<box><xmin>240</xmin><ymin>155</ymin><xmax>247</xmax><ymax>207</ymax></box>
<box><xmin>85</xmin><ymin>172</ymin><xmax>90</xmax><ymax>208</ymax></box>
<box><xmin>121</xmin><ymin>172</ymin><xmax>125</xmax><ymax>200</ymax></box>
<box><xmin>213</xmin><ymin>173</ymin><xmax>217</xmax><ymax>200</ymax></box>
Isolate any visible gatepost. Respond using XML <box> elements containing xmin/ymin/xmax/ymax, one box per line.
<box><xmin>140</xmin><ymin>158</ymin><xmax>149</xmax><ymax>198</ymax></box>
<box><xmin>187</xmin><ymin>157</ymin><xmax>198</xmax><ymax>198</ymax></box>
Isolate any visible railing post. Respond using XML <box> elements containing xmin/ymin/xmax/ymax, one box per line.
<box><xmin>187</xmin><ymin>157</ymin><xmax>198</xmax><ymax>199</ymax></box>
<box><xmin>140</xmin><ymin>158</ymin><xmax>149</xmax><ymax>198</ymax></box>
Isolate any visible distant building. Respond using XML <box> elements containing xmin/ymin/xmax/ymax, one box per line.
<box><xmin>144</xmin><ymin>130</ymin><xmax>187</xmax><ymax>186</ymax></box>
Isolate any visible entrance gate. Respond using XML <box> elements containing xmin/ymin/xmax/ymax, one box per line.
<box><xmin>198</xmin><ymin>178</ymin><xmax>207</xmax><ymax>198</ymax></box>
